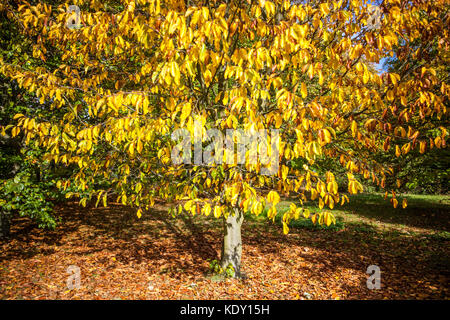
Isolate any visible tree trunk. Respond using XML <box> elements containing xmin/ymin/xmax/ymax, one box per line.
<box><xmin>0</xmin><ymin>210</ymin><xmax>11</xmax><ymax>239</ymax></box>
<box><xmin>220</xmin><ymin>207</ymin><xmax>244</xmax><ymax>278</ymax></box>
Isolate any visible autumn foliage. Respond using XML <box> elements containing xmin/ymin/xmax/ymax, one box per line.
<box><xmin>0</xmin><ymin>0</ymin><xmax>448</xmax><ymax>274</ymax></box>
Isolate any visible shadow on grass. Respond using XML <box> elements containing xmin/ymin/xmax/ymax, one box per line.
<box><xmin>338</xmin><ymin>193</ymin><xmax>450</xmax><ymax>232</ymax></box>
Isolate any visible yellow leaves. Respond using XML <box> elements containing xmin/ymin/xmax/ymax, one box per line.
<box><xmin>203</xmin><ymin>69</ymin><xmax>212</xmax><ymax>87</ymax></box>
<box><xmin>251</xmin><ymin>200</ymin><xmax>264</xmax><ymax>216</ymax></box>
<box><xmin>310</xmin><ymin>188</ymin><xmax>318</xmax><ymax>200</ymax></box>
<box><xmin>348</xmin><ymin>177</ymin><xmax>363</xmax><ymax>194</ymax></box>
<box><xmin>170</xmin><ymin>61</ymin><xmax>181</xmax><ymax>85</ymax></box>
<box><xmin>136</xmin><ymin>139</ymin><xmax>144</xmax><ymax>154</ymax></box>
<box><xmin>386</xmin><ymin>90</ymin><xmax>395</xmax><ymax>102</ymax></box>
<box><xmin>129</xmin><ymin>142</ymin><xmax>135</xmax><ymax>157</ymax></box>
<box><xmin>11</xmin><ymin>126</ymin><xmax>20</xmax><ymax>137</ymax></box>
<box><xmin>225</xmin><ymin>184</ymin><xmax>241</xmax><ymax>206</ymax></box>
<box><xmin>6</xmin><ymin>0</ymin><xmax>449</xmax><ymax>254</ymax></box>
<box><xmin>226</xmin><ymin>114</ymin><xmax>238</xmax><ymax>129</ymax></box>
<box><xmin>201</xmin><ymin>7</ymin><xmax>209</xmax><ymax>20</ymax></box>
<box><xmin>363</xmin><ymin>69</ymin><xmax>370</xmax><ymax>84</ymax></box>
<box><xmin>300</xmin><ymin>82</ymin><xmax>308</xmax><ymax>99</ymax></box>
<box><xmin>318</xmin><ymin>70</ymin><xmax>324</xmax><ymax>85</ymax></box>
<box><xmin>351</xmin><ymin>121</ymin><xmax>358</xmax><ymax>137</ymax></box>
<box><xmin>267</xmin><ymin>190</ymin><xmax>280</xmax><ymax>206</ymax></box>
<box><xmin>282</xmin><ymin>221</ymin><xmax>289</xmax><ymax>235</ymax></box>
<box><xmin>203</xmin><ymin>203</ymin><xmax>212</xmax><ymax>216</ymax></box>
<box><xmin>22</xmin><ymin>77</ymin><xmax>32</xmax><ymax>89</ymax></box>
<box><xmin>364</xmin><ymin>119</ymin><xmax>377</xmax><ymax>132</ymax></box>
<box><xmin>79</xmin><ymin>198</ymin><xmax>87</xmax><ymax>208</ymax></box>
<box><xmin>184</xmin><ymin>200</ymin><xmax>198</xmax><ymax>216</ymax></box>
<box><xmin>22</xmin><ymin>118</ymin><xmax>36</xmax><ymax>131</ymax></box>
<box><xmin>323</xmin><ymin>211</ymin><xmax>335</xmax><ymax>226</ymax></box>
<box><xmin>318</xmin><ymin>198</ymin><xmax>324</xmax><ymax>210</ymax></box>
<box><xmin>273</xmin><ymin>114</ymin><xmax>283</xmax><ymax>129</ymax></box>
<box><xmin>389</xmin><ymin>73</ymin><xmax>400</xmax><ymax>86</ymax></box>
<box><xmin>392</xmin><ymin>198</ymin><xmax>398</xmax><ymax>208</ymax></box>
<box><xmin>102</xmin><ymin>193</ymin><xmax>108</xmax><ymax>208</ymax></box>
<box><xmin>185</xmin><ymin>7</ymin><xmax>195</xmax><ymax>17</ymax></box>
<box><xmin>319</xmin><ymin>3</ymin><xmax>330</xmax><ymax>16</ymax></box>
<box><xmin>309</xmin><ymin>211</ymin><xmax>335</xmax><ymax>226</ymax></box>
<box><xmin>434</xmin><ymin>136</ymin><xmax>442</xmax><ymax>148</ymax></box>
<box><xmin>267</xmin><ymin>206</ymin><xmax>277</xmax><ymax>221</ymax></box>
<box><xmin>349</xmin><ymin>181</ymin><xmax>361</xmax><ymax>194</ymax></box>
<box><xmin>395</xmin><ymin>145</ymin><xmax>401</xmax><ymax>157</ymax></box>
<box><xmin>319</xmin><ymin>128</ymin><xmax>332</xmax><ymax>145</ymax></box>
<box><xmin>180</xmin><ymin>103</ymin><xmax>191</xmax><ymax>125</ymax></box>
<box><xmin>184</xmin><ymin>200</ymin><xmax>193</xmax><ymax>212</ymax></box>
<box><xmin>264</xmin><ymin>1</ymin><xmax>276</xmax><ymax>18</ymax></box>
<box><xmin>134</xmin><ymin>183</ymin><xmax>143</xmax><ymax>194</ymax></box>
<box><xmin>401</xmin><ymin>142</ymin><xmax>411</xmax><ymax>155</ymax></box>
<box><xmin>199</xmin><ymin>43</ymin><xmax>209</xmax><ymax>64</ymax></box>
<box><xmin>307</xmin><ymin>64</ymin><xmax>314</xmax><ymax>79</ymax></box>
<box><xmin>419</xmin><ymin>141</ymin><xmax>426</xmax><ymax>154</ymax></box>
<box><xmin>327</xmin><ymin>181</ymin><xmax>338</xmax><ymax>195</ymax></box>
<box><xmin>281</xmin><ymin>165</ymin><xmax>289</xmax><ymax>181</ymax></box>
<box><xmin>308</xmin><ymin>141</ymin><xmax>322</xmax><ymax>157</ymax></box>
<box><xmin>121</xmin><ymin>193</ymin><xmax>127</xmax><ymax>206</ymax></box>
<box><xmin>302</xmin><ymin>208</ymin><xmax>310</xmax><ymax>219</ymax></box>
<box><xmin>400</xmin><ymin>95</ymin><xmax>407</xmax><ymax>107</ymax></box>
<box><xmin>137</xmin><ymin>208</ymin><xmax>142</xmax><ymax>219</ymax></box>
<box><xmin>213</xmin><ymin>205</ymin><xmax>222</xmax><ymax>218</ymax></box>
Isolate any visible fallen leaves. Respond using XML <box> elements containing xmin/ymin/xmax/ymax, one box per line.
<box><xmin>0</xmin><ymin>202</ymin><xmax>448</xmax><ymax>300</ymax></box>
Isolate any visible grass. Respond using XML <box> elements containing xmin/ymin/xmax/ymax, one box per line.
<box><xmin>246</xmin><ymin>193</ymin><xmax>450</xmax><ymax>237</ymax></box>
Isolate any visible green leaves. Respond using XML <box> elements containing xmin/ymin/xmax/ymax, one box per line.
<box><xmin>0</xmin><ymin>170</ymin><xmax>57</xmax><ymax>229</ymax></box>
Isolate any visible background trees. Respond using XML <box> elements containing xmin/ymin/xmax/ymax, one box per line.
<box><xmin>0</xmin><ymin>0</ymin><xmax>448</xmax><ymax>275</ymax></box>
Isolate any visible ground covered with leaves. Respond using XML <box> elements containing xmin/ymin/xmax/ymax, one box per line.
<box><xmin>1</xmin><ymin>194</ymin><xmax>449</xmax><ymax>299</ymax></box>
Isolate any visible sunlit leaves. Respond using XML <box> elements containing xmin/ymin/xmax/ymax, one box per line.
<box><xmin>0</xmin><ymin>0</ymin><xmax>448</xmax><ymax>237</ymax></box>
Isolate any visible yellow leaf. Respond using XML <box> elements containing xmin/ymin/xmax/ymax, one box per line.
<box><xmin>180</xmin><ymin>103</ymin><xmax>191</xmax><ymax>124</ymax></box>
<box><xmin>301</xmin><ymin>82</ymin><xmax>307</xmax><ymax>98</ymax></box>
<box><xmin>395</xmin><ymin>145</ymin><xmax>401</xmax><ymax>157</ymax></box>
<box><xmin>351</xmin><ymin>121</ymin><xmax>357</xmax><ymax>137</ymax></box>
<box><xmin>214</xmin><ymin>206</ymin><xmax>222</xmax><ymax>218</ymax></box>
<box><xmin>203</xmin><ymin>203</ymin><xmax>211</xmax><ymax>216</ymax></box>
<box><xmin>303</xmin><ymin>208</ymin><xmax>310</xmax><ymax>219</ymax></box>
<box><xmin>267</xmin><ymin>190</ymin><xmax>280</xmax><ymax>205</ymax></box>
<box><xmin>282</xmin><ymin>222</ymin><xmax>289</xmax><ymax>234</ymax></box>
<box><xmin>319</xmin><ymin>198</ymin><xmax>324</xmax><ymax>209</ymax></box>
<box><xmin>392</xmin><ymin>198</ymin><xmax>398</xmax><ymax>208</ymax></box>
<box><xmin>324</xmin><ymin>212</ymin><xmax>332</xmax><ymax>226</ymax></box>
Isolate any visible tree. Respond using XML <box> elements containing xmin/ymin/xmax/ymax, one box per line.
<box><xmin>365</xmin><ymin>9</ymin><xmax>450</xmax><ymax>194</ymax></box>
<box><xmin>0</xmin><ymin>8</ymin><xmax>65</xmax><ymax>237</ymax></box>
<box><xmin>0</xmin><ymin>0</ymin><xmax>448</xmax><ymax>276</ymax></box>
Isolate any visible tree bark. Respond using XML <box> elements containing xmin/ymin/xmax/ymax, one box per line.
<box><xmin>220</xmin><ymin>207</ymin><xmax>244</xmax><ymax>278</ymax></box>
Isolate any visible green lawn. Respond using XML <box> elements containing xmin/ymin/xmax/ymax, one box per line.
<box><xmin>245</xmin><ymin>193</ymin><xmax>450</xmax><ymax>239</ymax></box>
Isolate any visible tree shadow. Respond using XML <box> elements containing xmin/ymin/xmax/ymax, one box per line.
<box><xmin>337</xmin><ymin>194</ymin><xmax>450</xmax><ymax>232</ymax></box>
<box><xmin>242</xmin><ymin>218</ymin><xmax>449</xmax><ymax>298</ymax></box>
<box><xmin>1</xmin><ymin>200</ymin><xmax>448</xmax><ymax>298</ymax></box>
<box><xmin>0</xmin><ymin>202</ymin><xmax>219</xmax><ymax>278</ymax></box>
